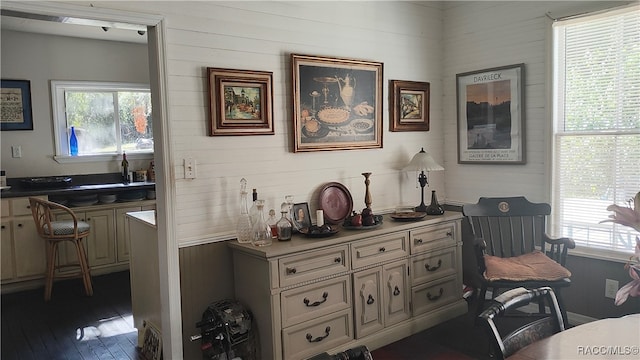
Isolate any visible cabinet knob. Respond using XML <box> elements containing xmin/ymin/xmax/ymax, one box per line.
<box><xmin>17</xmin><ymin>223</ymin><xmax>23</xmax><ymax>228</ymax></box>
<box><xmin>334</xmin><ymin>257</ymin><xmax>341</xmax><ymax>263</ymax></box>
<box><xmin>446</xmin><ymin>231</ymin><xmax>453</xmax><ymax>237</ymax></box>
<box><xmin>286</xmin><ymin>267</ymin><xmax>297</xmax><ymax>275</ymax></box>
<box><xmin>366</xmin><ymin>294</ymin><xmax>375</xmax><ymax>305</ymax></box>
<box><xmin>393</xmin><ymin>286</ymin><xmax>401</xmax><ymax>296</ymax></box>
<box><xmin>379</xmin><ymin>247</ymin><xmax>386</xmax><ymax>252</ymax></box>
<box><xmin>416</xmin><ymin>238</ymin><xmax>423</xmax><ymax>244</ymax></box>
<box><xmin>1</xmin><ymin>225</ymin><xmax>5</xmax><ymax>230</ymax></box>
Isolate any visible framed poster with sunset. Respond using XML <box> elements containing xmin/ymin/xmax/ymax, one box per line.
<box><xmin>456</xmin><ymin>64</ymin><xmax>525</xmax><ymax>164</ymax></box>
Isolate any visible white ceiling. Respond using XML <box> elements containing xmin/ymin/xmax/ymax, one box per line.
<box><xmin>1</xmin><ymin>13</ymin><xmax>147</xmax><ymax>44</ymax></box>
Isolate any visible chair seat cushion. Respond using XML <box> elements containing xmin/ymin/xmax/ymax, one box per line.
<box><xmin>44</xmin><ymin>221</ymin><xmax>90</xmax><ymax>236</ymax></box>
<box><xmin>483</xmin><ymin>250</ymin><xmax>571</xmax><ymax>281</ymax></box>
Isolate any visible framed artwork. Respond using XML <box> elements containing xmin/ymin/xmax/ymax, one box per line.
<box><xmin>456</xmin><ymin>64</ymin><xmax>525</xmax><ymax>164</ymax></box>
<box><xmin>389</xmin><ymin>80</ymin><xmax>430</xmax><ymax>132</ymax></box>
<box><xmin>292</xmin><ymin>202</ymin><xmax>311</xmax><ymax>230</ymax></box>
<box><xmin>207</xmin><ymin>67</ymin><xmax>274</xmax><ymax>136</ymax></box>
<box><xmin>291</xmin><ymin>54</ymin><xmax>383</xmax><ymax>152</ymax></box>
<box><xmin>1</xmin><ymin>79</ymin><xmax>33</xmax><ymax>131</ymax></box>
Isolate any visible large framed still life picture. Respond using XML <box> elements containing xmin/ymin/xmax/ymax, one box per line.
<box><xmin>456</xmin><ymin>64</ymin><xmax>525</xmax><ymax>164</ymax></box>
<box><xmin>292</xmin><ymin>54</ymin><xmax>383</xmax><ymax>152</ymax></box>
<box><xmin>207</xmin><ymin>67</ymin><xmax>274</xmax><ymax>136</ymax></box>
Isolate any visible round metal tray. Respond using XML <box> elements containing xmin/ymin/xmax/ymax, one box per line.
<box><xmin>318</xmin><ymin>182</ymin><xmax>353</xmax><ymax>225</ymax></box>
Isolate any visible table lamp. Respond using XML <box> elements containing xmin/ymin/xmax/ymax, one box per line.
<box><xmin>403</xmin><ymin>148</ymin><xmax>444</xmax><ymax>214</ymax></box>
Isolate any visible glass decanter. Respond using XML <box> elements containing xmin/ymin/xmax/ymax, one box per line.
<box><xmin>236</xmin><ymin>178</ymin><xmax>252</xmax><ymax>243</ymax></box>
<box><xmin>285</xmin><ymin>194</ymin><xmax>301</xmax><ymax>233</ymax></box>
<box><xmin>276</xmin><ymin>202</ymin><xmax>293</xmax><ymax>241</ymax></box>
<box><xmin>252</xmin><ymin>200</ymin><xmax>272</xmax><ymax>247</ymax></box>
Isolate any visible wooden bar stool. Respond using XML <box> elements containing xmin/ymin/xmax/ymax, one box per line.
<box><xmin>29</xmin><ymin>197</ymin><xmax>93</xmax><ymax>301</ymax></box>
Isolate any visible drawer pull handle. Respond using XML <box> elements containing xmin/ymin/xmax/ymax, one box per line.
<box><xmin>393</xmin><ymin>286</ymin><xmax>400</xmax><ymax>296</ymax></box>
<box><xmin>446</xmin><ymin>231</ymin><xmax>453</xmax><ymax>237</ymax></box>
<box><xmin>306</xmin><ymin>326</ymin><xmax>331</xmax><ymax>343</ymax></box>
<box><xmin>304</xmin><ymin>292</ymin><xmax>328</xmax><ymax>307</ymax></box>
<box><xmin>286</xmin><ymin>267</ymin><xmax>297</xmax><ymax>275</ymax></box>
<box><xmin>334</xmin><ymin>257</ymin><xmax>341</xmax><ymax>263</ymax></box>
<box><xmin>425</xmin><ymin>259</ymin><xmax>442</xmax><ymax>272</ymax></box>
<box><xmin>416</xmin><ymin>238</ymin><xmax>423</xmax><ymax>244</ymax></box>
<box><xmin>427</xmin><ymin>288</ymin><xmax>444</xmax><ymax>301</ymax></box>
<box><xmin>367</xmin><ymin>294</ymin><xmax>375</xmax><ymax>305</ymax></box>
<box><xmin>379</xmin><ymin>247</ymin><xmax>385</xmax><ymax>252</ymax></box>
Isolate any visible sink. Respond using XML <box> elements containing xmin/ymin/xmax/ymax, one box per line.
<box><xmin>21</xmin><ymin>176</ymin><xmax>72</xmax><ymax>189</ymax></box>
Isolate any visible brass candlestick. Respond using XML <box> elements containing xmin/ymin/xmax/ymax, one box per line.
<box><xmin>362</xmin><ymin>172</ymin><xmax>372</xmax><ymax>209</ymax></box>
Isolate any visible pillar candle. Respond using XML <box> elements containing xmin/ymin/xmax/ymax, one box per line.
<box><xmin>316</xmin><ymin>209</ymin><xmax>324</xmax><ymax>227</ymax></box>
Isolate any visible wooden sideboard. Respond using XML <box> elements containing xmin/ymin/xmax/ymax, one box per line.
<box><xmin>228</xmin><ymin>211</ymin><xmax>467</xmax><ymax>360</ymax></box>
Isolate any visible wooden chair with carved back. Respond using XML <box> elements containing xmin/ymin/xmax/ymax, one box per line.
<box><xmin>462</xmin><ymin>196</ymin><xmax>575</xmax><ymax>327</ymax></box>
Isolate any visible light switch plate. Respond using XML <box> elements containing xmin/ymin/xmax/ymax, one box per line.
<box><xmin>11</xmin><ymin>145</ymin><xmax>22</xmax><ymax>158</ymax></box>
<box><xmin>184</xmin><ymin>158</ymin><xmax>196</xmax><ymax>179</ymax></box>
<box><xmin>605</xmin><ymin>278</ymin><xmax>618</xmax><ymax>299</ymax></box>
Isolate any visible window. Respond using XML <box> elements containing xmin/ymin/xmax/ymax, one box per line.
<box><xmin>551</xmin><ymin>5</ymin><xmax>640</xmax><ymax>254</ymax></box>
<box><xmin>51</xmin><ymin>81</ymin><xmax>152</xmax><ymax>160</ymax></box>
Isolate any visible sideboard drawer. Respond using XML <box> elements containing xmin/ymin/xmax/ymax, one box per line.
<box><xmin>351</xmin><ymin>232</ymin><xmax>409</xmax><ymax>269</ymax></box>
<box><xmin>279</xmin><ymin>245</ymin><xmax>349</xmax><ymax>287</ymax></box>
<box><xmin>410</xmin><ymin>246</ymin><xmax>458</xmax><ymax>285</ymax></box>
<box><xmin>410</xmin><ymin>222</ymin><xmax>456</xmax><ymax>254</ymax></box>
<box><xmin>411</xmin><ymin>275</ymin><xmax>460</xmax><ymax>316</ymax></box>
<box><xmin>282</xmin><ymin>308</ymin><xmax>353</xmax><ymax>360</ymax></box>
<box><xmin>281</xmin><ymin>275</ymin><xmax>351</xmax><ymax>328</ymax></box>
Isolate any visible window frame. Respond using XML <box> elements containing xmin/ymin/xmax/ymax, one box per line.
<box><xmin>50</xmin><ymin>80</ymin><xmax>153</xmax><ymax>163</ymax></box>
<box><xmin>550</xmin><ymin>5</ymin><xmax>640</xmax><ymax>259</ymax></box>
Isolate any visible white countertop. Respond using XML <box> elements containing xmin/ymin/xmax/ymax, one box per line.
<box><xmin>126</xmin><ymin>210</ymin><xmax>156</xmax><ymax>227</ymax></box>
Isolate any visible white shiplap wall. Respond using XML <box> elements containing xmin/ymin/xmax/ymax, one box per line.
<box><xmin>94</xmin><ymin>1</ymin><xmax>447</xmax><ymax>245</ymax></box>
<box><xmin>441</xmin><ymin>1</ymin><xmax>629</xmax><ymax>205</ymax></box>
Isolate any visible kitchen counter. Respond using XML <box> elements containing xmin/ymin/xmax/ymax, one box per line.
<box><xmin>0</xmin><ymin>172</ymin><xmax>154</xmax><ymax>198</ymax></box>
<box><xmin>126</xmin><ymin>209</ymin><xmax>156</xmax><ymax>227</ymax></box>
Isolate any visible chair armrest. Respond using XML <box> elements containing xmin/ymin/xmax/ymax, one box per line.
<box><xmin>473</xmin><ymin>237</ymin><xmax>487</xmax><ymax>273</ymax></box>
<box><xmin>543</xmin><ymin>235</ymin><xmax>576</xmax><ymax>249</ymax></box>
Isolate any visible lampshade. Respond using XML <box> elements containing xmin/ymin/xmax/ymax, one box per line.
<box><xmin>403</xmin><ymin>148</ymin><xmax>444</xmax><ymax>172</ymax></box>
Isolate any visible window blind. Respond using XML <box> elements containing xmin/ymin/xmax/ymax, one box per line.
<box><xmin>552</xmin><ymin>5</ymin><xmax>640</xmax><ymax>253</ymax></box>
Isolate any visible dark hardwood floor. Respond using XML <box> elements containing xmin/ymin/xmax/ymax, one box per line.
<box><xmin>1</xmin><ymin>271</ymin><xmax>141</xmax><ymax>360</ymax></box>
<box><xmin>2</xmin><ymin>271</ymin><xmax>498</xmax><ymax>360</ymax></box>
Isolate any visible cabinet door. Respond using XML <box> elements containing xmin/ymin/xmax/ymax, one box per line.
<box><xmin>383</xmin><ymin>260</ymin><xmax>410</xmax><ymax>327</ymax></box>
<box><xmin>85</xmin><ymin>209</ymin><xmax>116</xmax><ymax>267</ymax></box>
<box><xmin>1</xmin><ymin>200</ymin><xmax>10</xmax><ymax>218</ymax></box>
<box><xmin>13</xmin><ymin>216</ymin><xmax>46</xmax><ymax>278</ymax></box>
<box><xmin>1</xmin><ymin>220</ymin><xmax>15</xmax><ymax>280</ymax></box>
<box><xmin>116</xmin><ymin>206</ymin><xmax>142</xmax><ymax>263</ymax></box>
<box><xmin>353</xmin><ymin>267</ymin><xmax>383</xmax><ymax>339</ymax></box>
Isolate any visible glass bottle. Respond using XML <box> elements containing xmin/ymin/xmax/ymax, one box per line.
<box><xmin>69</xmin><ymin>126</ymin><xmax>79</xmax><ymax>156</ymax></box>
<box><xmin>425</xmin><ymin>190</ymin><xmax>444</xmax><ymax>215</ymax></box>
<box><xmin>267</xmin><ymin>209</ymin><xmax>278</xmax><ymax>238</ymax></box>
<box><xmin>276</xmin><ymin>202</ymin><xmax>293</xmax><ymax>241</ymax></box>
<box><xmin>121</xmin><ymin>152</ymin><xmax>129</xmax><ymax>184</ymax></box>
<box><xmin>252</xmin><ymin>200</ymin><xmax>272</xmax><ymax>247</ymax></box>
<box><xmin>249</xmin><ymin>188</ymin><xmax>259</xmax><ymax>225</ymax></box>
<box><xmin>236</xmin><ymin>178</ymin><xmax>253</xmax><ymax>244</ymax></box>
<box><xmin>285</xmin><ymin>194</ymin><xmax>301</xmax><ymax>232</ymax></box>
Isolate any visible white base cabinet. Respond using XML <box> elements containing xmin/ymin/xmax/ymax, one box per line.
<box><xmin>229</xmin><ymin>212</ymin><xmax>467</xmax><ymax>360</ymax></box>
<box><xmin>0</xmin><ymin>196</ymin><xmax>155</xmax><ymax>292</ymax></box>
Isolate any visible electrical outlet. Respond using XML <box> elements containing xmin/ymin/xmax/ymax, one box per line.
<box><xmin>184</xmin><ymin>158</ymin><xmax>196</xmax><ymax>179</ymax></box>
<box><xmin>11</xmin><ymin>145</ymin><xmax>22</xmax><ymax>158</ymax></box>
<box><xmin>605</xmin><ymin>279</ymin><xmax>619</xmax><ymax>299</ymax></box>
